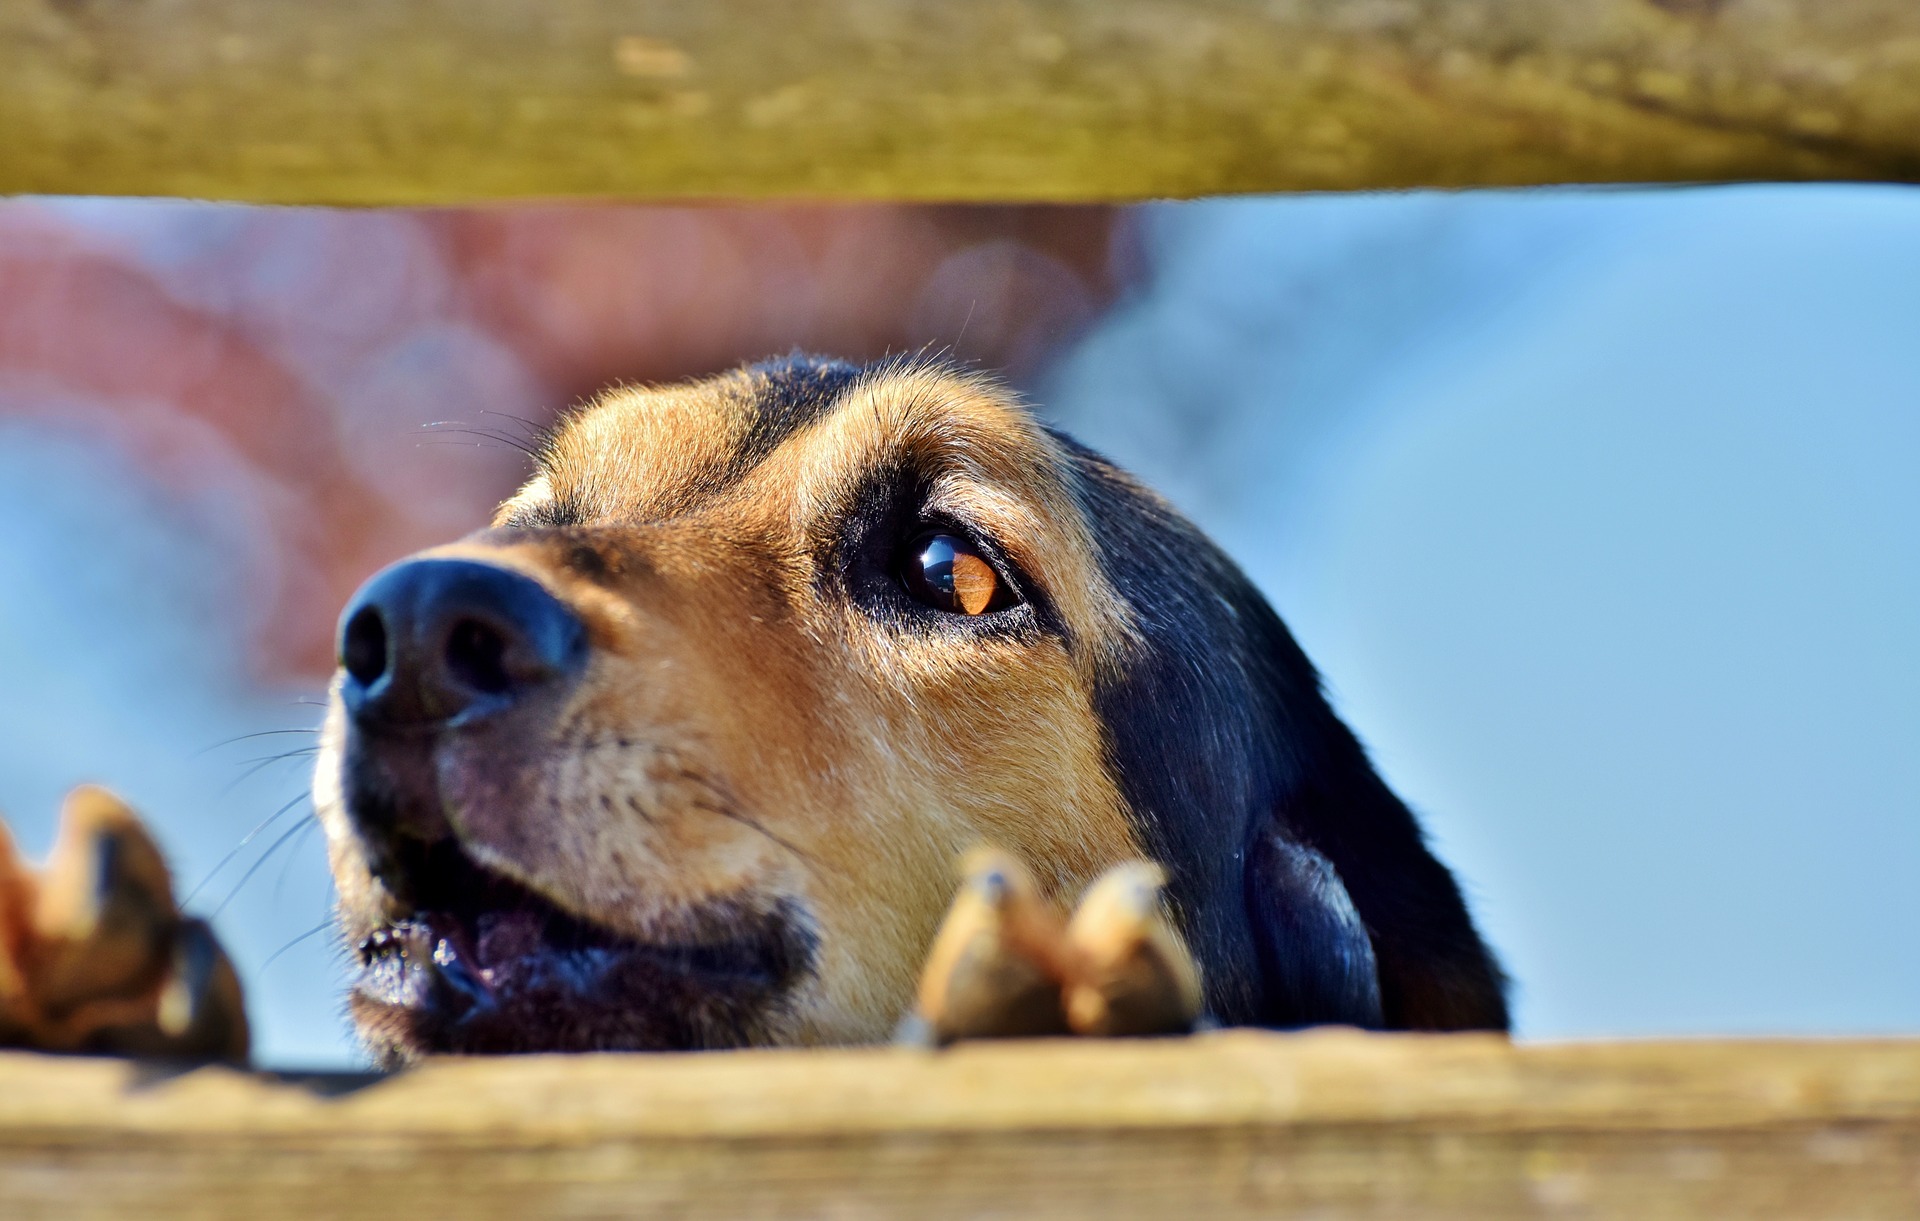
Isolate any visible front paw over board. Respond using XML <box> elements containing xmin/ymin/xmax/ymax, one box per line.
<box><xmin>910</xmin><ymin>847</ymin><xmax>1204</xmax><ymax>1046</ymax></box>
<box><xmin>0</xmin><ymin>786</ymin><xmax>248</xmax><ymax>1062</ymax></box>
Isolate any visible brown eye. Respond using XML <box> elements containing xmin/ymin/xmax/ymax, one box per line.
<box><xmin>899</xmin><ymin>532</ymin><xmax>1015</xmax><ymax>615</ymax></box>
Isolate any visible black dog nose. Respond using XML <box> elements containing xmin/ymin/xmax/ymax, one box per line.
<box><xmin>338</xmin><ymin>559</ymin><xmax>586</xmax><ymax>729</ymax></box>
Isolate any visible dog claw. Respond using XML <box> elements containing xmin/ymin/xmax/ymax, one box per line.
<box><xmin>151</xmin><ymin>919</ymin><xmax>250</xmax><ymax>1062</ymax></box>
<box><xmin>913</xmin><ymin>847</ymin><xmax>1074</xmax><ymax>1044</ymax></box>
<box><xmin>0</xmin><ymin>788</ymin><xmax>249</xmax><ymax>1062</ymax></box>
<box><xmin>32</xmin><ymin>787</ymin><xmax>178</xmax><ymax>1015</ymax></box>
<box><xmin>1063</xmin><ymin>861</ymin><xmax>1204</xmax><ymax>1038</ymax></box>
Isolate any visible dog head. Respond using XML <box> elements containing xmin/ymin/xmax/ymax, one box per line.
<box><xmin>316</xmin><ymin>356</ymin><xmax>1505</xmax><ymax>1063</ymax></box>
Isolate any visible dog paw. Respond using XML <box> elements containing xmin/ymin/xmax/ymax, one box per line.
<box><xmin>910</xmin><ymin>849</ymin><xmax>1203</xmax><ymax>1045</ymax></box>
<box><xmin>1061</xmin><ymin>861</ymin><xmax>1203</xmax><ymax>1038</ymax></box>
<box><xmin>0</xmin><ymin>787</ymin><xmax>248</xmax><ymax>1062</ymax></box>
<box><xmin>912</xmin><ymin>847</ymin><xmax>1076</xmax><ymax>1044</ymax></box>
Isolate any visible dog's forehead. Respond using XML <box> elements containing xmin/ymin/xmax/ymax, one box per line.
<box><xmin>502</xmin><ymin>360</ymin><xmax>845</xmax><ymax>523</ymax></box>
<box><xmin>510</xmin><ymin>360</ymin><xmax>1064</xmax><ymax>526</ymax></box>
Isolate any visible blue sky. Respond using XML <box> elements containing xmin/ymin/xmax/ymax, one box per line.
<box><xmin>1049</xmin><ymin>185</ymin><xmax>1920</xmax><ymax>1037</ymax></box>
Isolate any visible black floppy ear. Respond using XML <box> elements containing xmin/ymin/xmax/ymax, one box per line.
<box><xmin>1056</xmin><ymin>428</ymin><xmax>1508</xmax><ymax>1033</ymax></box>
<box><xmin>1246</xmin><ymin>830</ymin><xmax>1383</xmax><ymax>1028</ymax></box>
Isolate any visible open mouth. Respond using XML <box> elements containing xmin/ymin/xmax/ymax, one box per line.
<box><xmin>351</xmin><ymin>837</ymin><xmax>814</xmax><ymax>1060</ymax></box>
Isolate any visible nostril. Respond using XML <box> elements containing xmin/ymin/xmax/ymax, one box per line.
<box><xmin>445</xmin><ymin>619</ymin><xmax>512</xmax><ymax>696</ymax></box>
<box><xmin>342</xmin><ymin>606</ymin><xmax>389</xmax><ymax>687</ymax></box>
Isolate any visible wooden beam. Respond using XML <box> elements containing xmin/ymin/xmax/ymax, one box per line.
<box><xmin>4</xmin><ymin>1032</ymin><xmax>1919</xmax><ymax>1217</ymax></box>
<box><xmin>4</xmin><ymin>1</ymin><xmax>1920</xmax><ymax>204</ymax></box>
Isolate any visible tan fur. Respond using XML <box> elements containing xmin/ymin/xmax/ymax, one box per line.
<box><xmin>320</xmin><ymin>363</ymin><xmax>1146</xmax><ymax>1046</ymax></box>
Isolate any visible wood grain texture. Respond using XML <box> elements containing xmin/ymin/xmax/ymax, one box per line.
<box><xmin>3</xmin><ymin>1031</ymin><xmax>1919</xmax><ymax>1217</ymax></box>
<box><xmin>4</xmin><ymin>0</ymin><xmax>1920</xmax><ymax>203</ymax></box>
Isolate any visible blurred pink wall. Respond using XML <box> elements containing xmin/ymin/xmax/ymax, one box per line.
<box><xmin>0</xmin><ymin>201</ymin><xmax>1125</xmax><ymax>679</ymax></box>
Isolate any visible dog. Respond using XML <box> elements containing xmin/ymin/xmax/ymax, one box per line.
<box><xmin>0</xmin><ymin>356</ymin><xmax>1506</xmax><ymax>1063</ymax></box>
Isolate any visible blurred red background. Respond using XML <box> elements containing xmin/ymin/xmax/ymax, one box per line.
<box><xmin>0</xmin><ymin>202</ymin><xmax>1128</xmax><ymax>679</ymax></box>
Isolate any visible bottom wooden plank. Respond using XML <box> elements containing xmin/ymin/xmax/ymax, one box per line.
<box><xmin>2</xmin><ymin>1031</ymin><xmax>1918</xmax><ymax>1218</ymax></box>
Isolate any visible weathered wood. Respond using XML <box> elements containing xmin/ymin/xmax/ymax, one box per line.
<box><xmin>4</xmin><ymin>1</ymin><xmax>1920</xmax><ymax>203</ymax></box>
<box><xmin>2</xmin><ymin>1031</ymin><xmax>1918</xmax><ymax>1217</ymax></box>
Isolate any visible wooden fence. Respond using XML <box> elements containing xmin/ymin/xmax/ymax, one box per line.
<box><xmin>4</xmin><ymin>1032</ymin><xmax>1920</xmax><ymax>1217</ymax></box>
<box><xmin>5</xmin><ymin>0</ymin><xmax>1920</xmax><ymax>203</ymax></box>
<box><xmin>5</xmin><ymin>4</ymin><xmax>1918</xmax><ymax>1217</ymax></box>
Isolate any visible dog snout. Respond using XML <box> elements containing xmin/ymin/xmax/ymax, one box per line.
<box><xmin>337</xmin><ymin>558</ymin><xmax>586</xmax><ymax>730</ymax></box>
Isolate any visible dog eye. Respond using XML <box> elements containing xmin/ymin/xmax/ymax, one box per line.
<box><xmin>899</xmin><ymin>532</ymin><xmax>1016</xmax><ymax>615</ymax></box>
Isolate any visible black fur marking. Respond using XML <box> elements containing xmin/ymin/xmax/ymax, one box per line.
<box><xmin>563</xmin><ymin>541</ymin><xmax>609</xmax><ymax>581</ymax></box>
<box><xmin>1058</xmin><ymin>434</ymin><xmax>1508</xmax><ymax>1031</ymax></box>
<box><xmin>734</xmin><ymin>354</ymin><xmax>865</xmax><ymax>472</ymax></box>
<box><xmin>503</xmin><ymin>492</ymin><xmax>591</xmax><ymax>530</ymax></box>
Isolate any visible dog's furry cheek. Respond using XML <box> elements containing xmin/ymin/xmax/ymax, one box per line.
<box><xmin>782</xmin><ymin>895</ymin><xmax>938</xmax><ymax>1046</ymax></box>
<box><xmin>312</xmin><ymin>711</ymin><xmax>391</xmax><ymax>937</ymax></box>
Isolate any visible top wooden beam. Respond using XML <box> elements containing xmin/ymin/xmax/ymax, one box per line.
<box><xmin>4</xmin><ymin>0</ymin><xmax>1920</xmax><ymax>205</ymax></box>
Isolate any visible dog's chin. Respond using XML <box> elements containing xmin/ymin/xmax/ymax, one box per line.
<box><xmin>346</xmin><ymin>838</ymin><xmax>815</xmax><ymax>1064</ymax></box>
